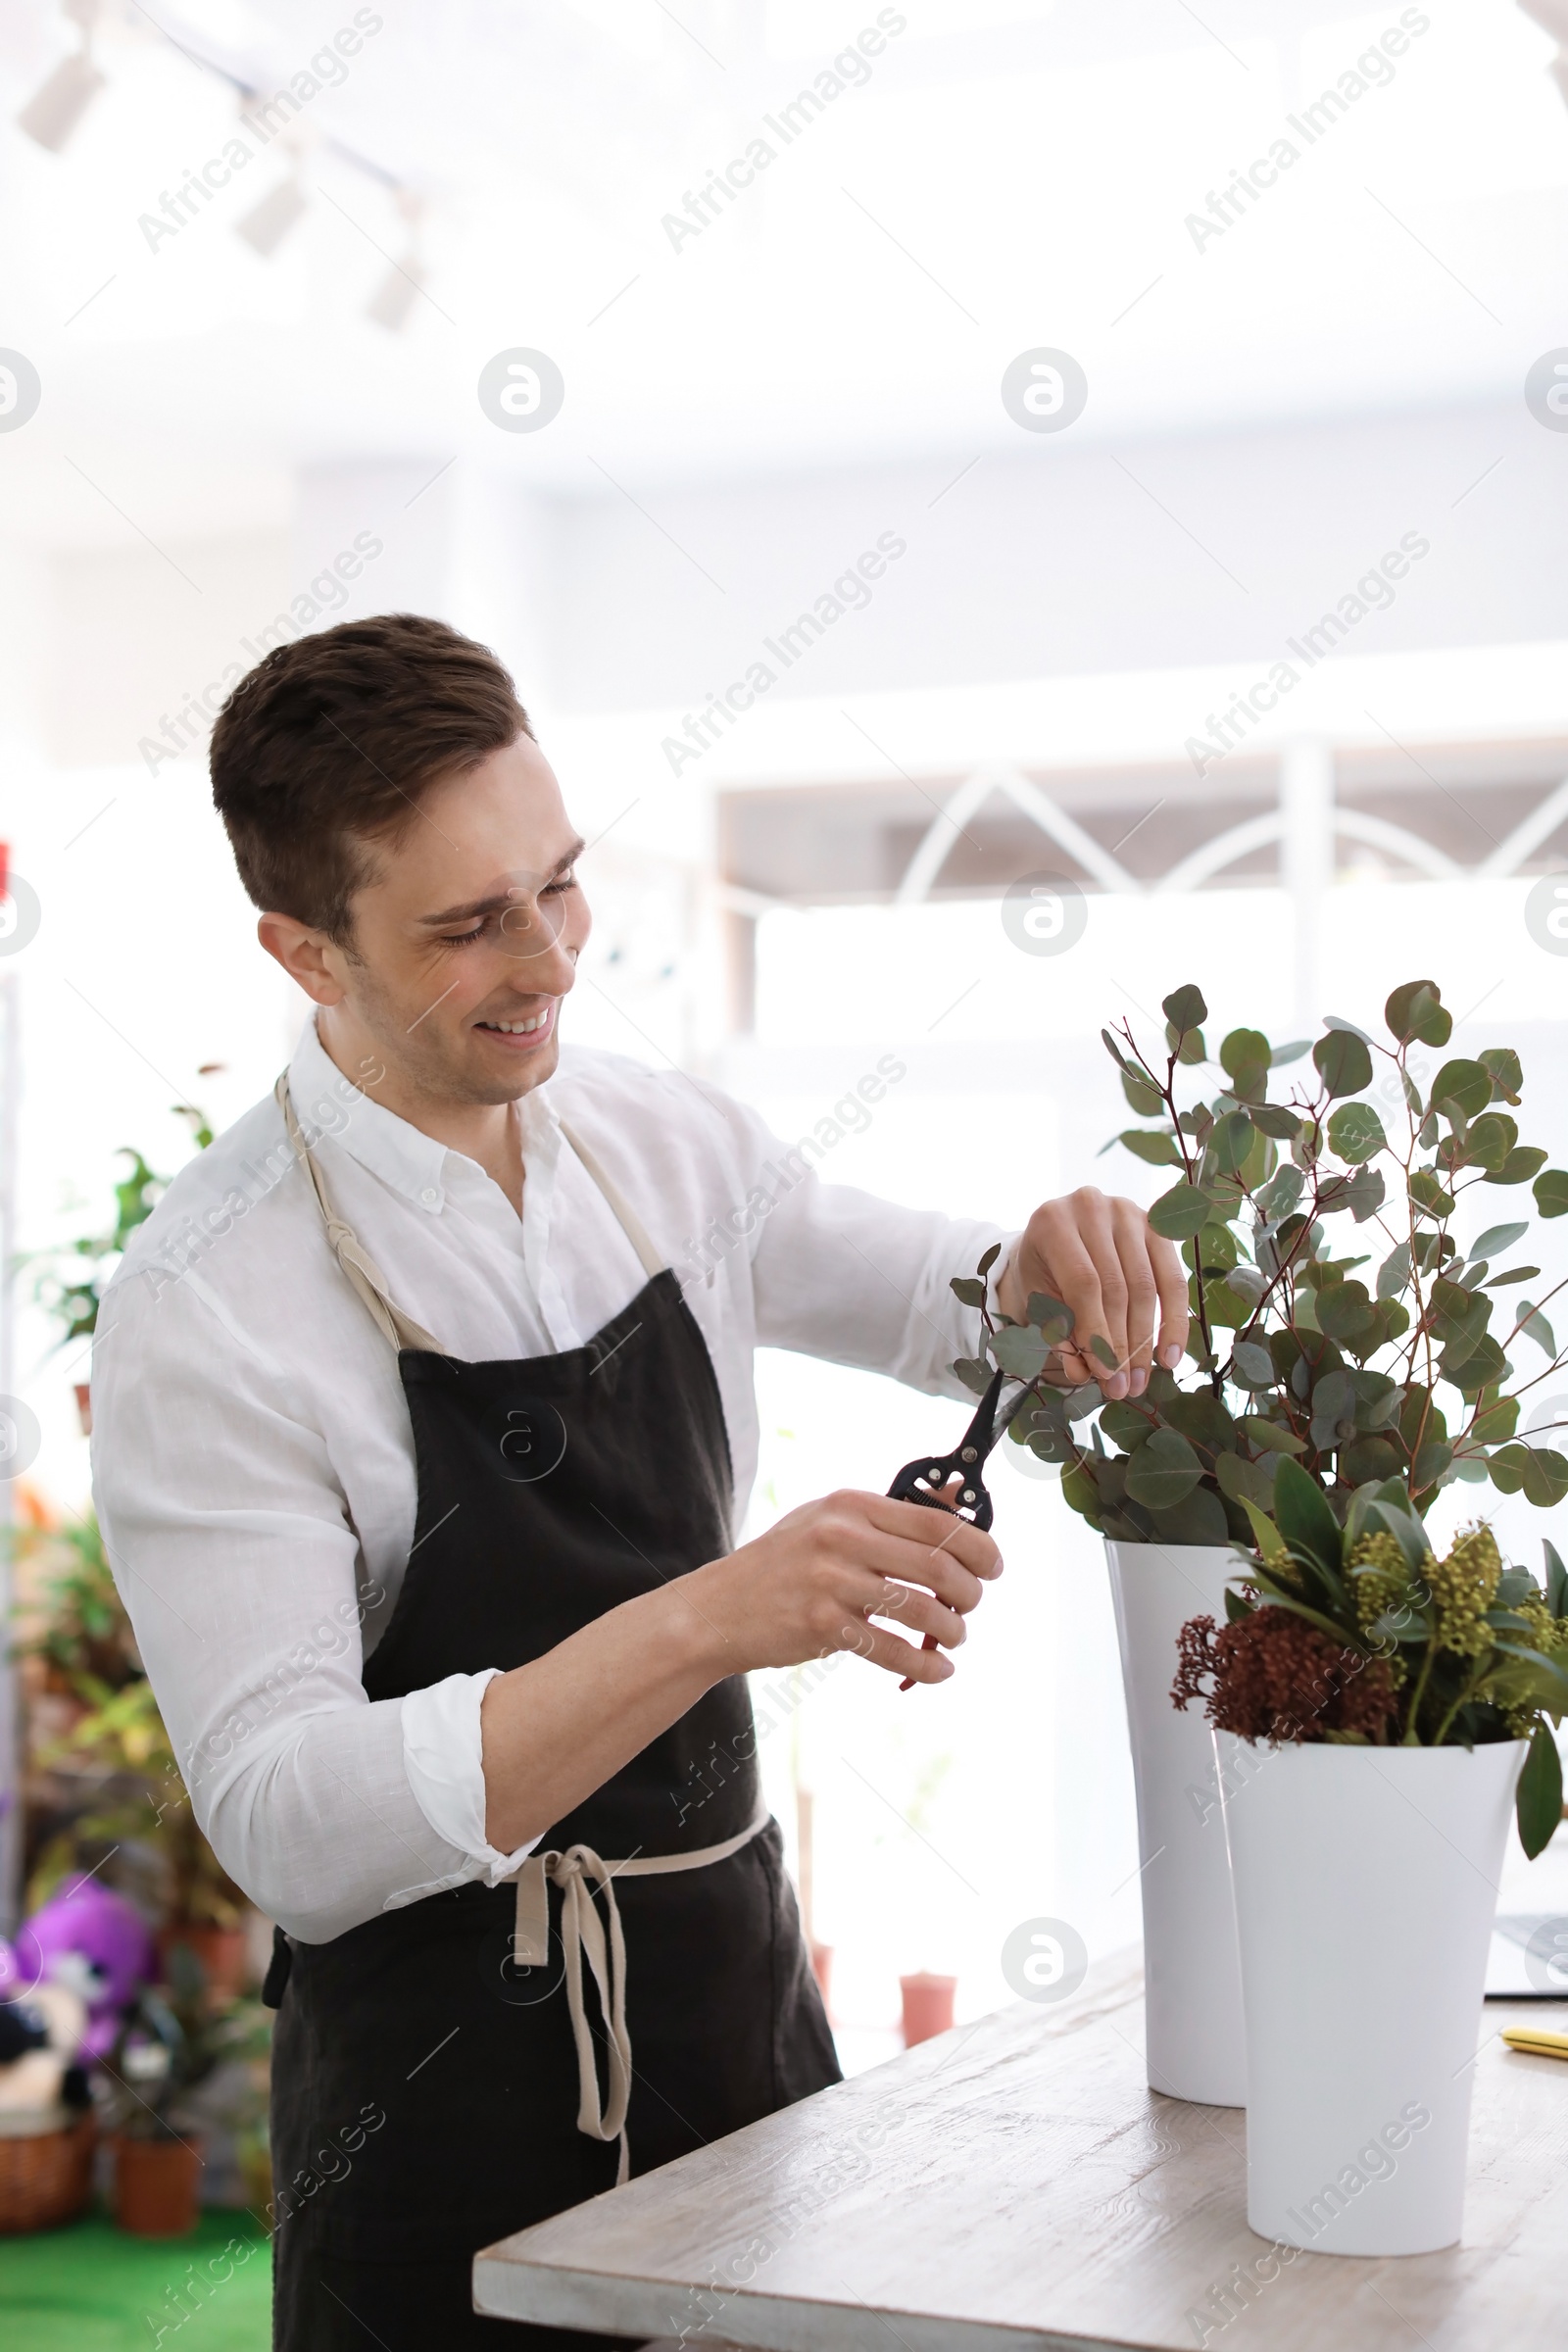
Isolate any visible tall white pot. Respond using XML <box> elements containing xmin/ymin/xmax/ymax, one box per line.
<box><xmin>1104</xmin><ymin>1542</ymin><xmax>1246</xmax><ymax>2106</ymax></box>
<box><xmin>1218</xmin><ymin>1735</ymin><xmax>1525</xmax><ymax>2255</ymax></box>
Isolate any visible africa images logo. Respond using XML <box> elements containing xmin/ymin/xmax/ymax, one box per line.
<box><xmin>0</xmin><ymin>349</ymin><xmax>41</xmax><ymax>433</ymax></box>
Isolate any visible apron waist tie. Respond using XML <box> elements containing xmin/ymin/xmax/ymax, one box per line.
<box><xmin>508</xmin><ymin>1803</ymin><xmax>769</xmax><ymax>2186</ymax></box>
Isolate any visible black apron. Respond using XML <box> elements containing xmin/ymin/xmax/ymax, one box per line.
<box><xmin>264</xmin><ymin>1089</ymin><xmax>839</xmax><ymax>2349</ymax></box>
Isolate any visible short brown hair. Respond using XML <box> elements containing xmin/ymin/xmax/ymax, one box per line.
<box><xmin>210</xmin><ymin>613</ymin><xmax>532</xmax><ymax>939</ymax></box>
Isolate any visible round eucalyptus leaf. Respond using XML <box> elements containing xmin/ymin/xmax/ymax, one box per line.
<box><xmin>1326</xmin><ymin>1102</ymin><xmax>1386</xmax><ymax>1164</ymax></box>
<box><xmin>1534</xmin><ymin>1169</ymin><xmax>1568</xmax><ymax>1219</ymax></box>
<box><xmin>1148</xmin><ymin>1182</ymin><xmax>1213</xmax><ymax>1240</ymax></box>
<box><xmin>1313</xmin><ymin>1029</ymin><xmax>1373</xmax><ymax>1099</ymax></box>
<box><xmin>1384</xmin><ymin>979</ymin><xmax>1451</xmax><ymax>1047</ymax></box>
<box><xmin>1429</xmin><ymin>1058</ymin><xmax>1492</xmax><ymax>1121</ymax></box>
<box><xmin>1118</xmin><ymin>1128</ymin><xmax>1181</xmax><ymax>1166</ymax></box>
<box><xmin>1124</xmin><ymin>1426</ymin><xmax>1202</xmax><ymax>1510</ymax></box>
<box><xmin>1211</xmin><ymin>1109</ymin><xmax>1255</xmax><ymax>1175</ymax></box>
<box><xmin>1162</xmin><ymin>983</ymin><xmax>1207</xmax><ymax>1035</ymax></box>
<box><xmin>991</xmin><ymin>1324</ymin><xmax>1050</xmax><ymax>1381</ymax></box>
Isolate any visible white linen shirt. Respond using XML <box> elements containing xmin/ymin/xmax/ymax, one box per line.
<box><xmin>90</xmin><ymin>1018</ymin><xmax>1018</xmax><ymax>1943</ymax></box>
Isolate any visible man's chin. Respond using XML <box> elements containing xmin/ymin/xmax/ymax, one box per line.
<box><xmin>460</xmin><ymin>1026</ymin><xmax>562</xmax><ymax>1103</ymax></box>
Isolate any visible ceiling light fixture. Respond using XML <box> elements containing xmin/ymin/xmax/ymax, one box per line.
<box><xmin>18</xmin><ymin>0</ymin><xmax>105</xmax><ymax>153</ymax></box>
<box><xmin>365</xmin><ymin>193</ymin><xmax>426</xmax><ymax>331</ymax></box>
<box><xmin>1518</xmin><ymin>0</ymin><xmax>1568</xmax><ymax>107</ymax></box>
<box><xmin>234</xmin><ymin>167</ymin><xmax>309</xmax><ymax>256</ymax></box>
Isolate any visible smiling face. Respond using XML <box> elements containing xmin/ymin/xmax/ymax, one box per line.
<box><xmin>261</xmin><ymin>732</ymin><xmax>591</xmax><ymax>1115</ymax></box>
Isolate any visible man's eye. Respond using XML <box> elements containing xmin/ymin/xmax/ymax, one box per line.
<box><xmin>442</xmin><ymin>924</ymin><xmax>488</xmax><ymax>949</ymax></box>
<box><xmin>544</xmin><ymin>871</ymin><xmax>578</xmax><ymax>897</ymax></box>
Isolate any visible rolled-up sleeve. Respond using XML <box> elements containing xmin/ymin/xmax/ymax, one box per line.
<box><xmin>399</xmin><ymin>1673</ymin><xmax>542</xmax><ymax>1888</ymax></box>
<box><xmin>90</xmin><ymin>1264</ymin><xmax>508</xmax><ymax>1944</ymax></box>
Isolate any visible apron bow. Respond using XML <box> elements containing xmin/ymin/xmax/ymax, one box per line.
<box><xmin>510</xmin><ymin>1844</ymin><xmax>633</xmax><ymax>2179</ymax></box>
<box><xmin>506</xmin><ymin>1804</ymin><xmax>770</xmax><ymax>2187</ymax></box>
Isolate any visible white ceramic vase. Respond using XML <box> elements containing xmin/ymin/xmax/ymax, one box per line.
<box><xmin>1217</xmin><ymin>1733</ymin><xmax>1526</xmax><ymax>2255</ymax></box>
<box><xmin>1104</xmin><ymin>1541</ymin><xmax>1246</xmax><ymax>2106</ymax></box>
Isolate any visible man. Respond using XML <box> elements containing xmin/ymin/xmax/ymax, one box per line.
<box><xmin>93</xmin><ymin>614</ymin><xmax>1187</xmax><ymax>2348</ymax></box>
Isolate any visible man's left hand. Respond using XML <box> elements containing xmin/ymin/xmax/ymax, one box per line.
<box><xmin>992</xmin><ymin>1189</ymin><xmax>1189</xmax><ymax>1400</ymax></box>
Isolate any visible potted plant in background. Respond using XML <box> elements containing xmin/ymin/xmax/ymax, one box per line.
<box><xmin>30</xmin><ymin>1074</ymin><xmax>220</xmax><ymax>1434</ymax></box>
<box><xmin>21</xmin><ymin>1511</ymin><xmax>251</xmax><ymax>2000</ymax></box>
<box><xmin>948</xmin><ymin>977</ymin><xmax>1568</xmax><ymax>2116</ymax></box>
<box><xmin>106</xmin><ymin>1947</ymin><xmax>269</xmax><ymax>2236</ymax></box>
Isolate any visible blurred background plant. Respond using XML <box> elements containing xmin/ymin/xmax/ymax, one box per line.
<box><xmin>25</xmin><ymin>1074</ymin><xmax>222</xmax><ymax>1433</ymax></box>
<box><xmin>15</xmin><ymin>1504</ymin><xmax>248</xmax><ymax>1956</ymax></box>
<box><xmin>9</xmin><ymin>1500</ymin><xmax>273</xmax><ymax>2219</ymax></box>
<box><xmin>105</xmin><ymin>1947</ymin><xmax>270</xmax><ymax>2149</ymax></box>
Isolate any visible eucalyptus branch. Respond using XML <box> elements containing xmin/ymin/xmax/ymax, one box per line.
<box><xmin>1065</xmin><ymin>981</ymin><xmax>1568</xmax><ymax>1544</ymax></box>
<box><xmin>1123</xmin><ymin>1010</ymin><xmax>1220</xmax><ymax>1388</ymax></box>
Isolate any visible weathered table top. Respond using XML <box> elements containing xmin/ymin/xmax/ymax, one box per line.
<box><xmin>473</xmin><ymin>1961</ymin><xmax>1568</xmax><ymax>2351</ymax></box>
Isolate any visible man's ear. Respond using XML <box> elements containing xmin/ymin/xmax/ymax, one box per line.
<box><xmin>257</xmin><ymin>912</ymin><xmax>349</xmax><ymax>1006</ymax></box>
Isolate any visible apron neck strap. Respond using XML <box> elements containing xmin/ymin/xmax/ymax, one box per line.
<box><xmin>275</xmin><ymin>1079</ymin><xmax>667</xmax><ymax>1357</ymax></box>
<box><xmin>556</xmin><ymin>1117</ymin><xmax>664</xmax><ymax>1280</ymax></box>
<box><xmin>277</xmin><ymin>1077</ymin><xmax>445</xmax><ymax>1354</ymax></box>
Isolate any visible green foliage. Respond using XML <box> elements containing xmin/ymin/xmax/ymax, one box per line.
<box><xmin>949</xmin><ymin>980</ymin><xmax>1568</xmax><ymax>1624</ymax></box>
<box><xmin>32</xmin><ymin>1151</ymin><xmax>165</xmax><ymax>1347</ymax></box>
<box><xmin>1536</xmin><ymin>1168</ymin><xmax>1568</xmax><ymax>1219</ymax></box>
<box><xmin>1200</xmin><ymin>1502</ymin><xmax>1568</xmax><ymax>1855</ymax></box>
<box><xmin>1517</xmin><ymin>1722</ymin><xmax>1564</xmax><ymax>1860</ymax></box>
<box><xmin>1327</xmin><ymin>1102</ymin><xmax>1386</xmax><ymax>1164</ymax></box>
<box><xmin>1314</xmin><ymin>1028</ymin><xmax>1373</xmax><ymax>1099</ymax></box>
<box><xmin>107</xmin><ymin>1960</ymin><xmax>271</xmax><ymax>2140</ymax></box>
<box><xmin>22</xmin><ymin>1512</ymin><xmax>246</xmax><ymax>1931</ymax></box>
<box><xmin>29</xmin><ymin>1078</ymin><xmax>220</xmax><ymax>1347</ymax></box>
<box><xmin>1125</xmin><ymin>1426</ymin><xmax>1202</xmax><ymax>1510</ymax></box>
<box><xmin>1386</xmin><ymin>978</ymin><xmax>1452</xmax><ymax>1047</ymax></box>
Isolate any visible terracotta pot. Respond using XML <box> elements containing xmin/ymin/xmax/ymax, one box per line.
<box><xmin>809</xmin><ymin>1942</ymin><xmax>833</xmax><ymax>2017</ymax></box>
<box><xmin>113</xmin><ymin>2134</ymin><xmax>203</xmax><ymax>2236</ymax></box>
<box><xmin>900</xmin><ymin>1972</ymin><xmax>956</xmax><ymax>2048</ymax></box>
<box><xmin>160</xmin><ymin>1925</ymin><xmax>247</xmax><ymax>2003</ymax></box>
<box><xmin>74</xmin><ymin>1383</ymin><xmax>92</xmax><ymax>1438</ymax></box>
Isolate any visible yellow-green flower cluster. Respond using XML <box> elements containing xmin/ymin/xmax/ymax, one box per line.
<box><xmin>1494</xmin><ymin>1593</ymin><xmax>1568</xmax><ymax>1733</ymax></box>
<box><xmin>1348</xmin><ymin>1531</ymin><xmax>1413</xmax><ymax>1634</ymax></box>
<box><xmin>1425</xmin><ymin>1525</ymin><xmax>1502</xmax><ymax>1660</ymax></box>
<box><xmin>1512</xmin><ymin>1593</ymin><xmax>1554</xmax><ymax>1645</ymax></box>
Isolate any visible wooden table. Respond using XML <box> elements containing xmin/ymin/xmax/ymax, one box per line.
<box><xmin>473</xmin><ymin>1960</ymin><xmax>1568</xmax><ymax>2351</ymax></box>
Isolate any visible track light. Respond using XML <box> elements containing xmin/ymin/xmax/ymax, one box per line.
<box><xmin>1518</xmin><ymin>0</ymin><xmax>1568</xmax><ymax>113</ymax></box>
<box><xmin>365</xmin><ymin>194</ymin><xmax>426</xmax><ymax>331</ymax></box>
<box><xmin>234</xmin><ymin>173</ymin><xmax>308</xmax><ymax>257</ymax></box>
<box><xmin>18</xmin><ymin>2</ymin><xmax>104</xmax><ymax>153</ymax></box>
<box><xmin>365</xmin><ymin>258</ymin><xmax>425</xmax><ymax>331</ymax></box>
<box><xmin>365</xmin><ymin>254</ymin><xmax>425</xmax><ymax>331</ymax></box>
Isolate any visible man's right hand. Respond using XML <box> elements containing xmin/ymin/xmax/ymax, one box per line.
<box><xmin>482</xmin><ymin>1489</ymin><xmax>1003</xmax><ymax>1850</ymax></box>
<box><xmin>685</xmin><ymin>1489</ymin><xmax>1004</xmax><ymax>1688</ymax></box>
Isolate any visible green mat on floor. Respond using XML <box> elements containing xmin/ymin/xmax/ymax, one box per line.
<box><xmin>0</xmin><ymin>2209</ymin><xmax>270</xmax><ymax>2350</ymax></box>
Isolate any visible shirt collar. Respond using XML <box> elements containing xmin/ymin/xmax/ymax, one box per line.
<box><xmin>286</xmin><ymin>1018</ymin><xmax>562</xmax><ymax>1214</ymax></box>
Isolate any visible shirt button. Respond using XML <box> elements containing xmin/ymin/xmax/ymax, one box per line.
<box><xmin>420</xmin><ymin>1186</ymin><xmax>440</xmax><ymax>1206</ymax></box>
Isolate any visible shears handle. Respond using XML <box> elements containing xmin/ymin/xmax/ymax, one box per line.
<box><xmin>886</xmin><ymin>1455</ymin><xmax>995</xmax><ymax>1530</ymax></box>
<box><xmin>885</xmin><ymin>1456</ymin><xmax>994</xmax><ymax>1689</ymax></box>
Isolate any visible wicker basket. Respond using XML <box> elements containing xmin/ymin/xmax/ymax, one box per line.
<box><xmin>0</xmin><ymin>2108</ymin><xmax>98</xmax><ymax>2233</ymax></box>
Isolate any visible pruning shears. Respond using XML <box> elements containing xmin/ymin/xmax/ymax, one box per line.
<box><xmin>887</xmin><ymin>1366</ymin><xmax>1032</xmax><ymax>1687</ymax></box>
